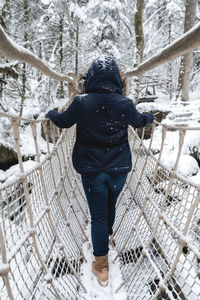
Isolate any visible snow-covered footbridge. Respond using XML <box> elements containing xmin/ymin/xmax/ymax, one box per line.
<box><xmin>0</xmin><ymin>23</ymin><xmax>200</xmax><ymax>300</ymax></box>
<box><xmin>0</xmin><ymin>113</ymin><xmax>200</xmax><ymax>300</ymax></box>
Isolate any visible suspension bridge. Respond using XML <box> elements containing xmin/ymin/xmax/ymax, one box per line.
<box><xmin>0</xmin><ymin>23</ymin><xmax>200</xmax><ymax>299</ymax></box>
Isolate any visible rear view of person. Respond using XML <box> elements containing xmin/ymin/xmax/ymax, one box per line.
<box><xmin>46</xmin><ymin>57</ymin><xmax>155</xmax><ymax>287</ymax></box>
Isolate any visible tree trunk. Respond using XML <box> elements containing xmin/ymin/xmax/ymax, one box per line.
<box><xmin>1</xmin><ymin>0</ymin><xmax>10</xmax><ymax>30</ymax></box>
<box><xmin>20</xmin><ymin>62</ymin><xmax>26</xmax><ymax>117</ymax></box>
<box><xmin>1</xmin><ymin>0</ymin><xmax>10</xmax><ymax>104</ymax></box>
<box><xmin>19</xmin><ymin>0</ymin><xmax>28</xmax><ymax>117</ymax></box>
<box><xmin>75</xmin><ymin>22</ymin><xmax>79</xmax><ymax>76</ymax></box>
<box><xmin>38</xmin><ymin>42</ymin><xmax>42</xmax><ymax>82</ymax></box>
<box><xmin>59</xmin><ymin>15</ymin><xmax>64</xmax><ymax>98</ymax></box>
<box><xmin>134</xmin><ymin>0</ymin><xmax>144</xmax><ymax>104</ymax></box>
<box><xmin>167</xmin><ymin>16</ymin><xmax>173</xmax><ymax>100</ymax></box>
<box><xmin>176</xmin><ymin>0</ymin><xmax>197</xmax><ymax>101</ymax></box>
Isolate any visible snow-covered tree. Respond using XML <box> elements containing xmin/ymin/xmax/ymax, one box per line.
<box><xmin>81</xmin><ymin>0</ymin><xmax>126</xmax><ymax>63</ymax></box>
<box><xmin>143</xmin><ymin>0</ymin><xmax>185</xmax><ymax>99</ymax></box>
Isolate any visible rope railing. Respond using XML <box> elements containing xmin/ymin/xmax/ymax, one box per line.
<box><xmin>126</xmin><ymin>21</ymin><xmax>200</xmax><ymax>78</ymax></box>
<box><xmin>0</xmin><ymin>110</ymin><xmax>199</xmax><ymax>299</ymax></box>
<box><xmin>0</xmin><ymin>116</ymin><xmax>88</xmax><ymax>299</ymax></box>
<box><xmin>0</xmin><ymin>25</ymin><xmax>73</xmax><ymax>83</ymax></box>
<box><xmin>114</xmin><ymin>125</ymin><xmax>200</xmax><ymax>299</ymax></box>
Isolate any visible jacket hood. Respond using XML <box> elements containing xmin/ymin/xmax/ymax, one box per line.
<box><xmin>85</xmin><ymin>56</ymin><xmax>123</xmax><ymax>94</ymax></box>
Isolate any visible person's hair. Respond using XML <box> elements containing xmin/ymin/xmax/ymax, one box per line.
<box><xmin>74</xmin><ymin>65</ymin><xmax>129</xmax><ymax>97</ymax></box>
<box><xmin>74</xmin><ymin>68</ymin><xmax>88</xmax><ymax>95</ymax></box>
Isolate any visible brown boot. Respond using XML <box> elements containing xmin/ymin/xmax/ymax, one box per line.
<box><xmin>92</xmin><ymin>255</ymin><xmax>109</xmax><ymax>287</ymax></box>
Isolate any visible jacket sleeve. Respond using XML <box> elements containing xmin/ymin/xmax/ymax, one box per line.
<box><xmin>45</xmin><ymin>97</ymin><xmax>81</xmax><ymax>128</ymax></box>
<box><xmin>128</xmin><ymin>99</ymin><xmax>155</xmax><ymax>128</ymax></box>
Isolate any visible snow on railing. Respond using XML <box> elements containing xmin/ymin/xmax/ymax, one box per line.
<box><xmin>0</xmin><ymin>25</ymin><xmax>73</xmax><ymax>83</ymax></box>
<box><xmin>0</xmin><ymin>111</ymin><xmax>199</xmax><ymax>299</ymax></box>
<box><xmin>126</xmin><ymin>21</ymin><xmax>200</xmax><ymax>78</ymax></box>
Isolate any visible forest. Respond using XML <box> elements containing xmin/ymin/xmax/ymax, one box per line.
<box><xmin>0</xmin><ymin>2</ymin><xmax>200</xmax><ymax>299</ymax></box>
<box><xmin>0</xmin><ymin>0</ymin><xmax>200</xmax><ymax>178</ymax></box>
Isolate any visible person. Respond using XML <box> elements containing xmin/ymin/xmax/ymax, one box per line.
<box><xmin>46</xmin><ymin>56</ymin><xmax>155</xmax><ymax>287</ymax></box>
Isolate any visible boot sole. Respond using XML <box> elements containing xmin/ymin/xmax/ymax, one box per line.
<box><xmin>92</xmin><ymin>269</ymin><xmax>108</xmax><ymax>287</ymax></box>
<box><xmin>97</xmin><ymin>278</ymin><xmax>108</xmax><ymax>287</ymax></box>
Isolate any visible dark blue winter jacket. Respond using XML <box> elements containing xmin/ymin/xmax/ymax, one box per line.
<box><xmin>46</xmin><ymin>57</ymin><xmax>154</xmax><ymax>175</ymax></box>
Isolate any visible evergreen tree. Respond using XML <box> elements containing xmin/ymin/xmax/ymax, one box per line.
<box><xmin>82</xmin><ymin>0</ymin><xmax>125</xmax><ymax>62</ymax></box>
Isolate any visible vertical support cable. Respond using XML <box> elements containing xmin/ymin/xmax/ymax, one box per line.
<box><xmin>0</xmin><ymin>224</ymin><xmax>14</xmax><ymax>300</ymax></box>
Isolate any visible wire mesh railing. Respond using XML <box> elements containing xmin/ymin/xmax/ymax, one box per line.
<box><xmin>0</xmin><ymin>112</ymin><xmax>200</xmax><ymax>299</ymax></box>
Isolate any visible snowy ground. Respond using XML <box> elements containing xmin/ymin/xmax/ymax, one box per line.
<box><xmin>0</xmin><ymin>160</ymin><xmax>37</xmax><ymax>186</ymax></box>
<box><xmin>79</xmin><ymin>224</ymin><xmax>127</xmax><ymax>300</ymax></box>
<box><xmin>137</xmin><ymin>90</ymin><xmax>200</xmax><ymax>127</ymax></box>
<box><xmin>137</xmin><ymin>91</ymin><xmax>200</xmax><ymax>186</ymax></box>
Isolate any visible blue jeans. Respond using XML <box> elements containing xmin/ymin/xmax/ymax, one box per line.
<box><xmin>81</xmin><ymin>172</ymin><xmax>128</xmax><ymax>256</ymax></box>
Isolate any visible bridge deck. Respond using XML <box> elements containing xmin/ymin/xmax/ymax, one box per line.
<box><xmin>0</xmin><ymin>117</ymin><xmax>199</xmax><ymax>300</ymax></box>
